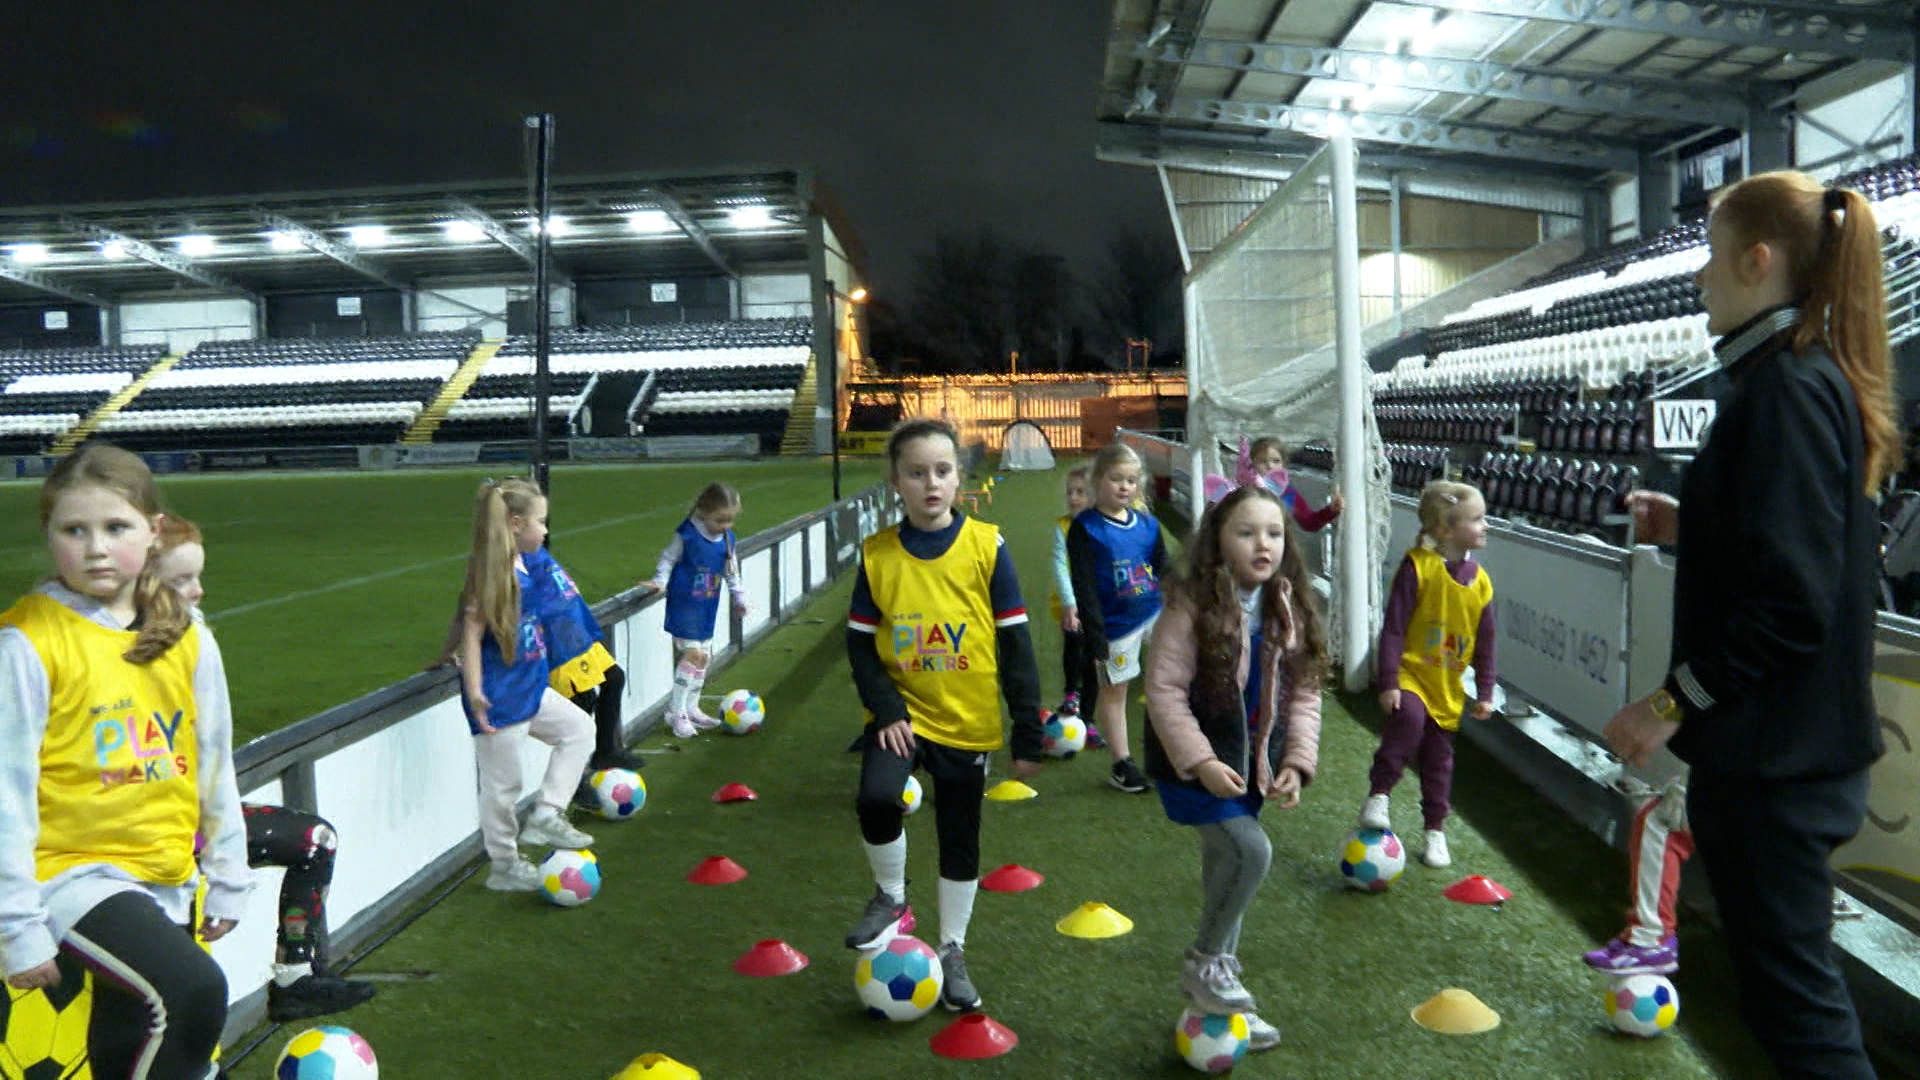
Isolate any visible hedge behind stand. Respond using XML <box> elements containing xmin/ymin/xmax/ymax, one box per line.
<box><xmin>0</xmin><ymin>481</ymin><xmax>896</xmax><ymax>1077</ymax></box>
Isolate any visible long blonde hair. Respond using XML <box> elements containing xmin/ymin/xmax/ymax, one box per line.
<box><xmin>450</xmin><ymin>478</ymin><xmax>544</xmax><ymax>664</ymax></box>
<box><xmin>1711</xmin><ymin>171</ymin><xmax>1897</xmax><ymax>492</ymax></box>
<box><xmin>39</xmin><ymin>444</ymin><xmax>191</xmax><ymax>664</ymax></box>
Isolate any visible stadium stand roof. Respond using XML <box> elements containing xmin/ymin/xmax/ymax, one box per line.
<box><xmin>1099</xmin><ymin>0</ymin><xmax>1916</xmax><ymax>186</ymax></box>
<box><xmin>0</xmin><ymin>166</ymin><xmax>852</xmax><ymax>308</ymax></box>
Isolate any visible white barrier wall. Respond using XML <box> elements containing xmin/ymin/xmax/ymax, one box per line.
<box><xmin>120</xmin><ymin>298</ymin><xmax>256</xmax><ymax>355</ymax></box>
<box><xmin>215</xmin><ymin>485</ymin><xmax>894</xmax><ymax>1019</ymax></box>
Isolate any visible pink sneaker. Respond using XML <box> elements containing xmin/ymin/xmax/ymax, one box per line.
<box><xmin>1582</xmin><ymin>935</ymin><xmax>1677</xmax><ymax>975</ymax></box>
<box><xmin>687</xmin><ymin>706</ymin><xmax>721</xmax><ymax>730</ymax></box>
<box><xmin>667</xmin><ymin>711</ymin><xmax>698</xmax><ymax>738</ymax></box>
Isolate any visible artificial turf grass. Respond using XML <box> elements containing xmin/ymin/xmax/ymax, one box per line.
<box><xmin>0</xmin><ymin>459</ymin><xmax>856</xmax><ymax>744</ymax></box>
<box><xmin>224</xmin><ymin>468</ymin><xmax>1769</xmax><ymax>1079</ymax></box>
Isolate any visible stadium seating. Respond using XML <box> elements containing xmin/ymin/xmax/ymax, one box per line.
<box><xmin>438</xmin><ymin>319</ymin><xmax>811</xmax><ymax>451</ymax></box>
<box><xmin>1356</xmin><ymin>151</ymin><xmax>1920</xmax><ymax>548</ymax></box>
<box><xmin>98</xmin><ymin>333</ymin><xmax>477</xmax><ymax>451</ymax></box>
<box><xmin>0</xmin><ymin>346</ymin><xmax>162</xmax><ymax>455</ymax></box>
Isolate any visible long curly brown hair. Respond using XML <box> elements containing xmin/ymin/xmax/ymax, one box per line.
<box><xmin>1171</xmin><ymin>485</ymin><xmax>1329</xmax><ymax>710</ymax></box>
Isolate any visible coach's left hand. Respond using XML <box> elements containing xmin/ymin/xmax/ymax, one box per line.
<box><xmin>1603</xmin><ymin>696</ymin><xmax>1679</xmax><ymax>769</ymax></box>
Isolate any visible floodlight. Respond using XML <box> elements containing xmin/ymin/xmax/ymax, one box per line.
<box><xmin>627</xmin><ymin>210</ymin><xmax>674</xmax><ymax>233</ymax></box>
<box><xmin>345</xmin><ymin>224</ymin><xmax>389</xmax><ymax>247</ymax></box>
<box><xmin>728</xmin><ymin>205</ymin><xmax>774</xmax><ymax>229</ymax></box>
<box><xmin>443</xmin><ymin>219</ymin><xmax>487</xmax><ymax>243</ymax></box>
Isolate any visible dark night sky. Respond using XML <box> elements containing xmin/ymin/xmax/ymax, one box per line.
<box><xmin>0</xmin><ymin>1</ymin><xmax>1170</xmax><ymax>295</ymax></box>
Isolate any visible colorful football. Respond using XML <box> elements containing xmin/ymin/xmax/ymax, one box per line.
<box><xmin>1175</xmin><ymin>1007</ymin><xmax>1250</xmax><ymax>1073</ymax></box>
<box><xmin>1606</xmin><ymin>973</ymin><xmax>1679</xmax><ymax>1037</ymax></box>
<box><xmin>589</xmin><ymin>768</ymin><xmax>646</xmax><ymax>820</ymax></box>
<box><xmin>720</xmin><ymin>690</ymin><xmax>766</xmax><ymax>735</ymax></box>
<box><xmin>1339</xmin><ymin>828</ymin><xmax>1407</xmax><ymax>892</ymax></box>
<box><xmin>276</xmin><ymin>1025</ymin><xmax>378</xmax><ymax>1079</ymax></box>
<box><xmin>539</xmin><ymin>848</ymin><xmax>601</xmax><ymax>907</ymax></box>
<box><xmin>853</xmin><ymin>935</ymin><xmax>944</xmax><ymax>1021</ymax></box>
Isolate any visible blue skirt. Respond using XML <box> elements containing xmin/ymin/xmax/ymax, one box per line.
<box><xmin>1157</xmin><ymin>780</ymin><xmax>1263</xmax><ymax>826</ymax></box>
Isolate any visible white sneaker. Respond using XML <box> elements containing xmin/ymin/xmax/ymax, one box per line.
<box><xmin>521</xmin><ymin>806</ymin><xmax>594</xmax><ymax>850</ymax></box>
<box><xmin>1180</xmin><ymin>949</ymin><xmax>1256</xmax><ymax>1014</ymax></box>
<box><xmin>687</xmin><ymin>706</ymin><xmax>721</xmax><ymax>730</ymax></box>
<box><xmin>666</xmin><ymin>710</ymin><xmax>698</xmax><ymax>738</ymax></box>
<box><xmin>1244</xmin><ymin>1012</ymin><xmax>1282</xmax><ymax>1051</ymax></box>
<box><xmin>1358</xmin><ymin>794</ymin><xmax>1391</xmax><ymax>831</ymax></box>
<box><xmin>486</xmin><ymin>856</ymin><xmax>541</xmax><ymax>892</ymax></box>
<box><xmin>1421</xmin><ymin>830</ymin><xmax>1451</xmax><ymax>868</ymax></box>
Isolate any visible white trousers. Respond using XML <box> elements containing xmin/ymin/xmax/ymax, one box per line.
<box><xmin>473</xmin><ymin>689</ymin><xmax>594</xmax><ymax>862</ymax></box>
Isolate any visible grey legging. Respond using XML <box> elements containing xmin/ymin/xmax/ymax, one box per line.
<box><xmin>1195</xmin><ymin>814</ymin><xmax>1272</xmax><ymax>956</ymax></box>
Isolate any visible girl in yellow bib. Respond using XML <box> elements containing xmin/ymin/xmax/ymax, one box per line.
<box><xmin>1356</xmin><ymin>480</ymin><xmax>1497</xmax><ymax>870</ymax></box>
<box><xmin>0</xmin><ymin>444</ymin><xmax>251</xmax><ymax>1080</ymax></box>
<box><xmin>844</xmin><ymin>420</ymin><xmax>1044</xmax><ymax>1014</ymax></box>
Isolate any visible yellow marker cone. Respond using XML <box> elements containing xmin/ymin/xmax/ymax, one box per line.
<box><xmin>613</xmin><ymin>1053</ymin><xmax>702</xmax><ymax>1079</ymax></box>
<box><xmin>985</xmin><ymin>780</ymin><xmax>1037</xmax><ymax>801</ymax></box>
<box><xmin>1411</xmin><ymin>988</ymin><xmax>1501</xmax><ymax>1034</ymax></box>
<box><xmin>1056</xmin><ymin>901</ymin><xmax>1134</xmax><ymax>938</ymax></box>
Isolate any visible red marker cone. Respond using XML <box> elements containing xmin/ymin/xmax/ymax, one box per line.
<box><xmin>980</xmin><ymin>864</ymin><xmax>1044</xmax><ymax>892</ymax></box>
<box><xmin>711</xmin><ymin>783</ymin><xmax>759</xmax><ymax>803</ymax></box>
<box><xmin>1443</xmin><ymin>875</ymin><xmax>1514</xmax><ymax>905</ymax></box>
<box><xmin>732</xmin><ymin>939</ymin><xmax>808</xmax><ymax>977</ymax></box>
<box><xmin>687</xmin><ymin>856</ymin><xmax>749</xmax><ymax>885</ymax></box>
<box><xmin>929</xmin><ymin>1013</ymin><xmax>1019</xmax><ymax>1059</ymax></box>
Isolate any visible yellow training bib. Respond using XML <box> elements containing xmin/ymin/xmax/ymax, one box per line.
<box><xmin>862</xmin><ymin>519</ymin><xmax>1005</xmax><ymax>752</ymax></box>
<box><xmin>1</xmin><ymin>593</ymin><xmax>202</xmax><ymax>886</ymax></box>
<box><xmin>1396</xmin><ymin>547</ymin><xmax>1492</xmax><ymax>731</ymax></box>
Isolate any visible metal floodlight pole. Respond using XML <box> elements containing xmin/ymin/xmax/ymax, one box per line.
<box><xmin>1328</xmin><ymin>127</ymin><xmax>1371</xmax><ymax>693</ymax></box>
<box><xmin>825</xmin><ymin>277</ymin><xmax>842</xmax><ymax>501</ymax></box>
<box><xmin>529</xmin><ymin>113</ymin><xmax>555</xmax><ymax>496</ymax></box>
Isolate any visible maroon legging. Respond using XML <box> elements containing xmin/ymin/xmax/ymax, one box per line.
<box><xmin>1367</xmin><ymin>691</ymin><xmax>1457</xmax><ymax>832</ymax></box>
<box><xmin>242</xmin><ymin>803</ymin><xmax>337</xmax><ymax>968</ymax></box>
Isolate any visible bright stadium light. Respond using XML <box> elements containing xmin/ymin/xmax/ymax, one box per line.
<box><xmin>443</xmin><ymin>219</ymin><xmax>487</xmax><ymax>243</ymax></box>
<box><xmin>728</xmin><ymin>205</ymin><xmax>775</xmax><ymax>230</ymax></box>
<box><xmin>267</xmin><ymin>230</ymin><xmax>304</xmax><ymax>252</ymax></box>
<box><xmin>345</xmin><ymin>224</ymin><xmax>390</xmax><ymax>247</ymax></box>
<box><xmin>177</xmin><ymin>234</ymin><xmax>217</xmax><ymax>257</ymax></box>
<box><xmin>626</xmin><ymin>210</ymin><xmax>674</xmax><ymax>233</ymax></box>
<box><xmin>99</xmin><ymin>240</ymin><xmax>130</xmax><ymax>260</ymax></box>
<box><xmin>7</xmin><ymin>243</ymin><xmax>49</xmax><ymax>264</ymax></box>
<box><xmin>529</xmin><ymin>214</ymin><xmax>570</xmax><ymax>237</ymax></box>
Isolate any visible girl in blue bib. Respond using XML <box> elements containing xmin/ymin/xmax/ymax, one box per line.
<box><xmin>641</xmin><ymin>483</ymin><xmax>749</xmax><ymax>738</ymax></box>
<box><xmin>442</xmin><ymin>479</ymin><xmax>596</xmax><ymax>892</ymax></box>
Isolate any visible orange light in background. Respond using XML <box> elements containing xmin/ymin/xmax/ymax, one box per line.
<box><xmin>848</xmin><ymin>286</ymin><xmax>869</xmax><ymax>303</ymax></box>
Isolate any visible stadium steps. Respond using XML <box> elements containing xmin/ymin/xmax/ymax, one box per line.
<box><xmin>51</xmin><ymin>352</ymin><xmax>184</xmax><ymax>456</ymax></box>
<box><xmin>402</xmin><ymin>339</ymin><xmax>504</xmax><ymax>445</ymax></box>
<box><xmin>777</xmin><ymin>351</ymin><xmax>820</xmax><ymax>455</ymax></box>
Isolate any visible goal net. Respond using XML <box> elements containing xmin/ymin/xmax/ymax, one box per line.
<box><xmin>1182</xmin><ymin>141</ymin><xmax>1393</xmax><ymax>683</ymax></box>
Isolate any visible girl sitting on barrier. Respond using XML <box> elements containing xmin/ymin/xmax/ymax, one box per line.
<box><xmin>0</xmin><ymin>444</ymin><xmax>249</xmax><ymax>1078</ymax></box>
<box><xmin>638</xmin><ymin>482</ymin><xmax>750</xmax><ymax>738</ymax></box>
<box><xmin>438</xmin><ymin>478</ymin><xmax>595</xmax><ymax>893</ymax></box>
<box><xmin>154</xmin><ymin>516</ymin><xmax>377</xmax><ymax>1022</ymax></box>
<box><xmin>1356</xmin><ymin>479</ymin><xmax>1498</xmax><ymax>870</ymax></box>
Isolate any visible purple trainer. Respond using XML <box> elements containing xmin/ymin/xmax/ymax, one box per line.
<box><xmin>1582</xmin><ymin>935</ymin><xmax>1678</xmax><ymax>976</ymax></box>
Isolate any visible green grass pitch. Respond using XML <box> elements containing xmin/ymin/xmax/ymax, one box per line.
<box><xmin>1</xmin><ymin>460</ymin><xmax>1770</xmax><ymax>1077</ymax></box>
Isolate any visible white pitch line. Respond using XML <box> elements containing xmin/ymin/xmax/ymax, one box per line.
<box><xmin>205</xmin><ymin>477</ymin><xmax>793</xmax><ymax>620</ymax></box>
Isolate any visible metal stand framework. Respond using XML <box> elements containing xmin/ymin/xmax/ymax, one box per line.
<box><xmin>529</xmin><ymin>114</ymin><xmax>555</xmax><ymax>495</ymax></box>
<box><xmin>1328</xmin><ymin>128</ymin><xmax>1372</xmax><ymax>693</ymax></box>
<box><xmin>825</xmin><ymin>277</ymin><xmax>843</xmax><ymax>501</ymax></box>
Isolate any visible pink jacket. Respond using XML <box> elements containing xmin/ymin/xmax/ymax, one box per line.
<box><xmin>1144</xmin><ymin>581</ymin><xmax>1323</xmax><ymax>792</ymax></box>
